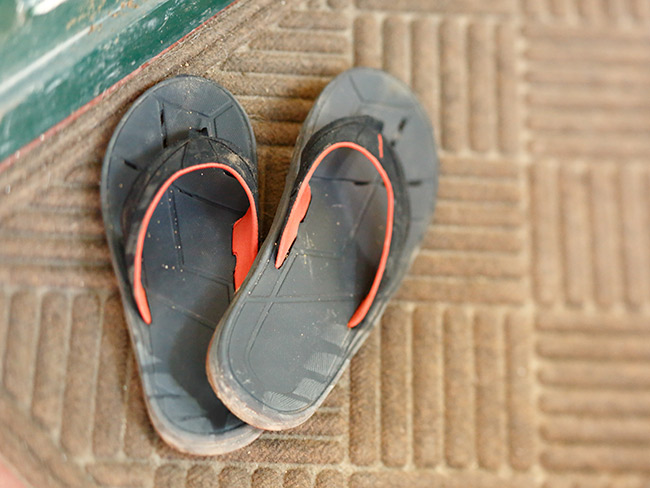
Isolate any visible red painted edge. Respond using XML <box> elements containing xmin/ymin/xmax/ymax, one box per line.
<box><xmin>0</xmin><ymin>0</ymin><xmax>242</xmax><ymax>174</ymax></box>
<box><xmin>0</xmin><ymin>455</ymin><xmax>29</xmax><ymax>488</ymax></box>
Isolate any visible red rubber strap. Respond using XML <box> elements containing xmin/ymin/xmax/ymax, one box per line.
<box><xmin>133</xmin><ymin>163</ymin><xmax>258</xmax><ymax>324</ymax></box>
<box><xmin>275</xmin><ymin>136</ymin><xmax>393</xmax><ymax>328</ymax></box>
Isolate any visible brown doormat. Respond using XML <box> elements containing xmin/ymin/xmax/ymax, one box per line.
<box><xmin>1</xmin><ymin>0</ymin><xmax>650</xmax><ymax>486</ymax></box>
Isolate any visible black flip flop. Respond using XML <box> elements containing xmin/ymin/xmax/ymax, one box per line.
<box><xmin>101</xmin><ymin>75</ymin><xmax>263</xmax><ymax>454</ymax></box>
<box><xmin>207</xmin><ymin>68</ymin><xmax>439</xmax><ymax>430</ymax></box>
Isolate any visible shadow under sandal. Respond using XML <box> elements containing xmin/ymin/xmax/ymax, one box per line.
<box><xmin>207</xmin><ymin>68</ymin><xmax>439</xmax><ymax>431</ymax></box>
<box><xmin>101</xmin><ymin>75</ymin><xmax>262</xmax><ymax>454</ymax></box>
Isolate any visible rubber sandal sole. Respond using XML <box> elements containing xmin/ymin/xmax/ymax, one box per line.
<box><xmin>101</xmin><ymin>75</ymin><xmax>263</xmax><ymax>454</ymax></box>
<box><xmin>207</xmin><ymin>68</ymin><xmax>439</xmax><ymax>430</ymax></box>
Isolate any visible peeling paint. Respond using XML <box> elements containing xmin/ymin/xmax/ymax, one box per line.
<box><xmin>29</xmin><ymin>0</ymin><xmax>70</xmax><ymax>15</ymax></box>
<box><xmin>0</xmin><ymin>0</ymin><xmax>235</xmax><ymax>161</ymax></box>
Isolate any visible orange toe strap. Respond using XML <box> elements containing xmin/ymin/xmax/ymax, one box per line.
<box><xmin>275</xmin><ymin>137</ymin><xmax>394</xmax><ymax>328</ymax></box>
<box><xmin>132</xmin><ymin>163</ymin><xmax>258</xmax><ymax>324</ymax></box>
<box><xmin>232</xmin><ymin>203</ymin><xmax>258</xmax><ymax>289</ymax></box>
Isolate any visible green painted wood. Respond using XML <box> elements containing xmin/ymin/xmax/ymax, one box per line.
<box><xmin>0</xmin><ymin>0</ymin><xmax>235</xmax><ymax>161</ymax></box>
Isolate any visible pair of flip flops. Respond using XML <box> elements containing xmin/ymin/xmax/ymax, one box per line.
<box><xmin>101</xmin><ymin>68</ymin><xmax>438</xmax><ymax>455</ymax></box>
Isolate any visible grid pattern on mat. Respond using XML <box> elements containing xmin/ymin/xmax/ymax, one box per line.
<box><xmin>0</xmin><ymin>0</ymin><xmax>650</xmax><ymax>486</ymax></box>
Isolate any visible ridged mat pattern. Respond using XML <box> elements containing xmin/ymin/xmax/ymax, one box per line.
<box><xmin>0</xmin><ymin>0</ymin><xmax>649</xmax><ymax>486</ymax></box>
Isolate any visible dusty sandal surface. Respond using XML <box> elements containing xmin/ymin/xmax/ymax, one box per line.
<box><xmin>101</xmin><ymin>75</ymin><xmax>262</xmax><ymax>454</ymax></box>
<box><xmin>207</xmin><ymin>68</ymin><xmax>439</xmax><ymax>430</ymax></box>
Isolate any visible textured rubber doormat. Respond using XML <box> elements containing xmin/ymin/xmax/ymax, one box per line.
<box><xmin>1</xmin><ymin>0</ymin><xmax>650</xmax><ymax>487</ymax></box>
